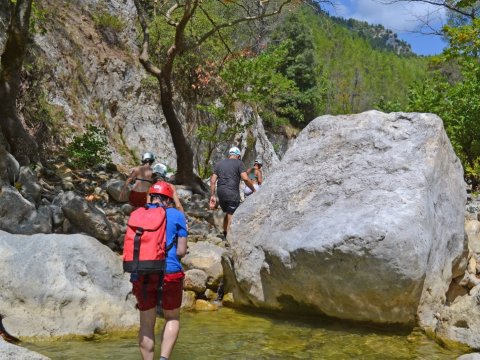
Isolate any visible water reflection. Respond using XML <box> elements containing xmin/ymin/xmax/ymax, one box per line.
<box><xmin>24</xmin><ymin>307</ymin><xmax>462</xmax><ymax>359</ymax></box>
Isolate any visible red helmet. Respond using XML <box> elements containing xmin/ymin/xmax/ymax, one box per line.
<box><xmin>149</xmin><ymin>181</ymin><xmax>173</xmax><ymax>199</ymax></box>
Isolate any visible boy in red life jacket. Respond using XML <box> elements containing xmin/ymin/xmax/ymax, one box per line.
<box><xmin>131</xmin><ymin>181</ymin><xmax>188</xmax><ymax>360</ymax></box>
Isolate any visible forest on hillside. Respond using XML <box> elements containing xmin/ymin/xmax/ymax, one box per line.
<box><xmin>1</xmin><ymin>0</ymin><xmax>480</xmax><ymax>189</ymax></box>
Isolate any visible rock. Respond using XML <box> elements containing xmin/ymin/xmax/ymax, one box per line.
<box><xmin>18</xmin><ymin>166</ymin><xmax>42</xmax><ymax>204</ymax></box>
<box><xmin>0</xmin><ymin>231</ymin><xmax>137</xmax><ymax>337</ymax></box>
<box><xmin>182</xmin><ymin>242</ymin><xmax>226</xmax><ymax>272</ymax></box>
<box><xmin>436</xmin><ymin>286</ymin><xmax>480</xmax><ymax>350</ymax></box>
<box><xmin>466</xmin><ymin>220</ymin><xmax>480</xmax><ymax>253</ymax></box>
<box><xmin>225</xmin><ymin>111</ymin><xmax>466</xmax><ymax>327</ymax></box>
<box><xmin>205</xmin><ymin>288</ymin><xmax>218</xmax><ymax>301</ymax></box>
<box><xmin>0</xmin><ymin>186</ymin><xmax>52</xmax><ymax>234</ymax></box>
<box><xmin>106</xmin><ymin>179</ymin><xmax>128</xmax><ymax>202</ymax></box>
<box><xmin>176</xmin><ymin>186</ymin><xmax>193</xmax><ymax>201</ymax></box>
<box><xmin>468</xmin><ymin>256</ymin><xmax>477</xmax><ymax>274</ymax></box>
<box><xmin>187</xmin><ymin>220</ymin><xmax>212</xmax><ymax>236</ymax></box>
<box><xmin>0</xmin><ymin>339</ymin><xmax>50</xmax><ymax>359</ymax></box>
<box><xmin>181</xmin><ymin>291</ymin><xmax>196</xmax><ymax>310</ymax></box>
<box><xmin>184</xmin><ymin>269</ymin><xmax>208</xmax><ymax>293</ymax></box>
<box><xmin>194</xmin><ymin>299</ymin><xmax>218</xmax><ymax>311</ymax></box>
<box><xmin>121</xmin><ymin>203</ymin><xmax>134</xmax><ymax>216</ymax></box>
<box><xmin>206</xmin><ymin>262</ymin><xmax>224</xmax><ymax>288</ymax></box>
<box><xmin>458</xmin><ymin>354</ymin><xmax>480</xmax><ymax>360</ymax></box>
<box><xmin>56</xmin><ymin>191</ymin><xmax>113</xmax><ymax>242</ymax></box>
<box><xmin>6</xmin><ymin>152</ymin><xmax>20</xmax><ymax>185</ymax></box>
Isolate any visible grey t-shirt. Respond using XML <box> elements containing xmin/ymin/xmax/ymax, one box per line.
<box><xmin>214</xmin><ymin>158</ymin><xmax>246</xmax><ymax>202</ymax></box>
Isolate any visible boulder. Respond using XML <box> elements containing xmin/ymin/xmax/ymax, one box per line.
<box><xmin>0</xmin><ymin>231</ymin><xmax>137</xmax><ymax>337</ymax></box>
<box><xmin>6</xmin><ymin>152</ymin><xmax>19</xmax><ymax>185</ymax></box>
<box><xmin>182</xmin><ymin>242</ymin><xmax>226</xmax><ymax>272</ymax></box>
<box><xmin>56</xmin><ymin>191</ymin><xmax>113</xmax><ymax>242</ymax></box>
<box><xmin>18</xmin><ymin>166</ymin><xmax>42</xmax><ymax>204</ymax></box>
<box><xmin>458</xmin><ymin>354</ymin><xmax>480</xmax><ymax>360</ymax></box>
<box><xmin>225</xmin><ymin>111</ymin><xmax>466</xmax><ymax>327</ymax></box>
<box><xmin>436</xmin><ymin>285</ymin><xmax>480</xmax><ymax>350</ymax></box>
<box><xmin>0</xmin><ymin>186</ymin><xmax>52</xmax><ymax>234</ymax></box>
<box><xmin>106</xmin><ymin>179</ymin><xmax>128</xmax><ymax>202</ymax></box>
<box><xmin>466</xmin><ymin>220</ymin><xmax>480</xmax><ymax>253</ymax></box>
<box><xmin>184</xmin><ymin>269</ymin><xmax>208</xmax><ymax>293</ymax></box>
<box><xmin>0</xmin><ymin>339</ymin><xmax>50</xmax><ymax>360</ymax></box>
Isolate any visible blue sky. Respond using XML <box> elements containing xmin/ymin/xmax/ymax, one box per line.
<box><xmin>322</xmin><ymin>0</ymin><xmax>448</xmax><ymax>55</ymax></box>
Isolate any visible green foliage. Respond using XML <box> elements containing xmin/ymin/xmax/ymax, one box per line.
<box><xmin>374</xmin><ymin>96</ymin><xmax>403</xmax><ymax>112</ymax></box>
<box><xmin>92</xmin><ymin>11</ymin><xmax>125</xmax><ymax>32</ymax></box>
<box><xmin>271</xmin><ymin>14</ymin><xmax>325</xmax><ymax>125</ymax></box>
<box><xmin>406</xmin><ymin>19</ymin><xmax>480</xmax><ymax>186</ymax></box>
<box><xmin>67</xmin><ymin>125</ymin><xmax>111</xmax><ymax>168</ymax></box>
<box><xmin>293</xmin><ymin>6</ymin><xmax>428</xmax><ymax>115</ymax></box>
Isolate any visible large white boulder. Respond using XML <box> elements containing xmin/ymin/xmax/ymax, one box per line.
<box><xmin>0</xmin><ymin>231</ymin><xmax>137</xmax><ymax>337</ymax></box>
<box><xmin>225</xmin><ymin>111</ymin><xmax>466</xmax><ymax>327</ymax></box>
<box><xmin>0</xmin><ymin>339</ymin><xmax>49</xmax><ymax>360</ymax></box>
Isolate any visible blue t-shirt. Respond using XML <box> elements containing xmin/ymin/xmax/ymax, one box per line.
<box><xmin>146</xmin><ymin>205</ymin><xmax>188</xmax><ymax>274</ymax></box>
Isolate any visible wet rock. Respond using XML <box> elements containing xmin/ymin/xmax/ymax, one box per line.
<box><xmin>194</xmin><ymin>299</ymin><xmax>218</xmax><ymax>311</ymax></box>
<box><xmin>0</xmin><ymin>339</ymin><xmax>50</xmax><ymax>359</ymax></box>
<box><xmin>458</xmin><ymin>353</ymin><xmax>480</xmax><ymax>360</ymax></box>
<box><xmin>181</xmin><ymin>291</ymin><xmax>196</xmax><ymax>310</ymax></box>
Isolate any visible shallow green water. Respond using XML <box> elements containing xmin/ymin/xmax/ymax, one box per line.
<box><xmin>24</xmin><ymin>308</ymin><xmax>463</xmax><ymax>359</ymax></box>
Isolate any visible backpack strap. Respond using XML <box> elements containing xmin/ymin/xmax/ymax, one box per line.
<box><xmin>132</xmin><ymin>227</ymin><xmax>144</xmax><ymax>272</ymax></box>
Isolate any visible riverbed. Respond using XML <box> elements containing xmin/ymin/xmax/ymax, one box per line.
<box><xmin>23</xmin><ymin>308</ymin><xmax>463</xmax><ymax>359</ymax></box>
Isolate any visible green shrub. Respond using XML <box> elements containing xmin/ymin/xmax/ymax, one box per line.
<box><xmin>67</xmin><ymin>125</ymin><xmax>111</xmax><ymax>168</ymax></box>
<box><xmin>92</xmin><ymin>11</ymin><xmax>125</xmax><ymax>32</ymax></box>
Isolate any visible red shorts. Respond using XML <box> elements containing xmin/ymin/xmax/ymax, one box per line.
<box><xmin>132</xmin><ymin>272</ymin><xmax>184</xmax><ymax>311</ymax></box>
<box><xmin>129</xmin><ymin>190</ymin><xmax>148</xmax><ymax>208</ymax></box>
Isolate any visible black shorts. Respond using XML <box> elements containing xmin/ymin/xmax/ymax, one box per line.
<box><xmin>219</xmin><ymin>199</ymin><xmax>240</xmax><ymax>214</ymax></box>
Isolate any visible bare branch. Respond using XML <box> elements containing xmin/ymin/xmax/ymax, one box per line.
<box><xmin>198</xmin><ymin>3</ymin><xmax>234</xmax><ymax>56</ymax></box>
<box><xmin>191</xmin><ymin>0</ymin><xmax>293</xmax><ymax>50</ymax></box>
<box><xmin>165</xmin><ymin>3</ymin><xmax>180</xmax><ymax>26</ymax></box>
<box><xmin>133</xmin><ymin>0</ymin><xmax>162</xmax><ymax>77</ymax></box>
<box><xmin>379</xmin><ymin>0</ymin><xmax>476</xmax><ymax>20</ymax></box>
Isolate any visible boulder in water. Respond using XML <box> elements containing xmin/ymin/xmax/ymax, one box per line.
<box><xmin>225</xmin><ymin>111</ymin><xmax>466</xmax><ymax>327</ymax></box>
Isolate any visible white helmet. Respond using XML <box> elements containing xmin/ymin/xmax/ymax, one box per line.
<box><xmin>152</xmin><ymin>163</ymin><xmax>167</xmax><ymax>177</ymax></box>
<box><xmin>141</xmin><ymin>152</ymin><xmax>155</xmax><ymax>164</ymax></box>
<box><xmin>254</xmin><ymin>158</ymin><xmax>263</xmax><ymax>166</ymax></box>
<box><xmin>228</xmin><ymin>146</ymin><xmax>241</xmax><ymax>157</ymax></box>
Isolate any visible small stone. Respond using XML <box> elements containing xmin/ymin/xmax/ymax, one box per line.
<box><xmin>194</xmin><ymin>299</ymin><xmax>218</xmax><ymax>311</ymax></box>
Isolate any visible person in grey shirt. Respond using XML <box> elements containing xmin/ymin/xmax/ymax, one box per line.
<box><xmin>209</xmin><ymin>146</ymin><xmax>256</xmax><ymax>238</ymax></box>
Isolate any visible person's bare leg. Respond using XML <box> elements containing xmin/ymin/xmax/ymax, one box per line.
<box><xmin>138</xmin><ymin>307</ymin><xmax>157</xmax><ymax>360</ymax></box>
<box><xmin>223</xmin><ymin>213</ymin><xmax>228</xmax><ymax>235</ymax></box>
<box><xmin>160</xmin><ymin>308</ymin><xmax>181</xmax><ymax>359</ymax></box>
<box><xmin>226</xmin><ymin>213</ymin><xmax>233</xmax><ymax>235</ymax></box>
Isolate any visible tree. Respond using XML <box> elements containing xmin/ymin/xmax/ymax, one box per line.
<box><xmin>0</xmin><ymin>0</ymin><xmax>38</xmax><ymax>165</ymax></box>
<box><xmin>133</xmin><ymin>0</ymin><xmax>295</xmax><ymax>193</ymax></box>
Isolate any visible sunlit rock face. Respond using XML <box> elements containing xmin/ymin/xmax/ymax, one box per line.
<box><xmin>225</xmin><ymin>111</ymin><xmax>465</xmax><ymax>326</ymax></box>
<box><xmin>0</xmin><ymin>231</ymin><xmax>137</xmax><ymax>337</ymax></box>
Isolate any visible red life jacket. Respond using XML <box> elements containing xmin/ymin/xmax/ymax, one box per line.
<box><xmin>123</xmin><ymin>205</ymin><xmax>167</xmax><ymax>274</ymax></box>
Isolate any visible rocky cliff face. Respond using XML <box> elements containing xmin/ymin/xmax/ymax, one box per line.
<box><xmin>17</xmin><ymin>0</ymin><xmax>176</xmax><ymax>166</ymax></box>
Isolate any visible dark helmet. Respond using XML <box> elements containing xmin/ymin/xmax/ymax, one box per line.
<box><xmin>149</xmin><ymin>181</ymin><xmax>173</xmax><ymax>199</ymax></box>
<box><xmin>141</xmin><ymin>152</ymin><xmax>155</xmax><ymax>164</ymax></box>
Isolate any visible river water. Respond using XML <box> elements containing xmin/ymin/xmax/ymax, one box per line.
<box><xmin>24</xmin><ymin>308</ymin><xmax>463</xmax><ymax>359</ymax></box>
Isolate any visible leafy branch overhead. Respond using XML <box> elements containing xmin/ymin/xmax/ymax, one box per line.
<box><xmin>132</xmin><ymin>0</ymin><xmax>299</xmax><ymax>191</ymax></box>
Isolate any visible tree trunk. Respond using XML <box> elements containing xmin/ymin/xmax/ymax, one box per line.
<box><xmin>0</xmin><ymin>0</ymin><xmax>38</xmax><ymax>165</ymax></box>
<box><xmin>159</xmin><ymin>75</ymin><xmax>207</xmax><ymax>194</ymax></box>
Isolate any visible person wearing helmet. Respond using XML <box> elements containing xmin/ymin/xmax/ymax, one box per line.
<box><xmin>132</xmin><ymin>181</ymin><xmax>188</xmax><ymax>360</ymax></box>
<box><xmin>209</xmin><ymin>146</ymin><xmax>256</xmax><ymax>239</ymax></box>
<box><xmin>152</xmin><ymin>163</ymin><xmax>185</xmax><ymax>213</ymax></box>
<box><xmin>120</xmin><ymin>152</ymin><xmax>155</xmax><ymax>207</ymax></box>
<box><xmin>244</xmin><ymin>158</ymin><xmax>263</xmax><ymax>196</ymax></box>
